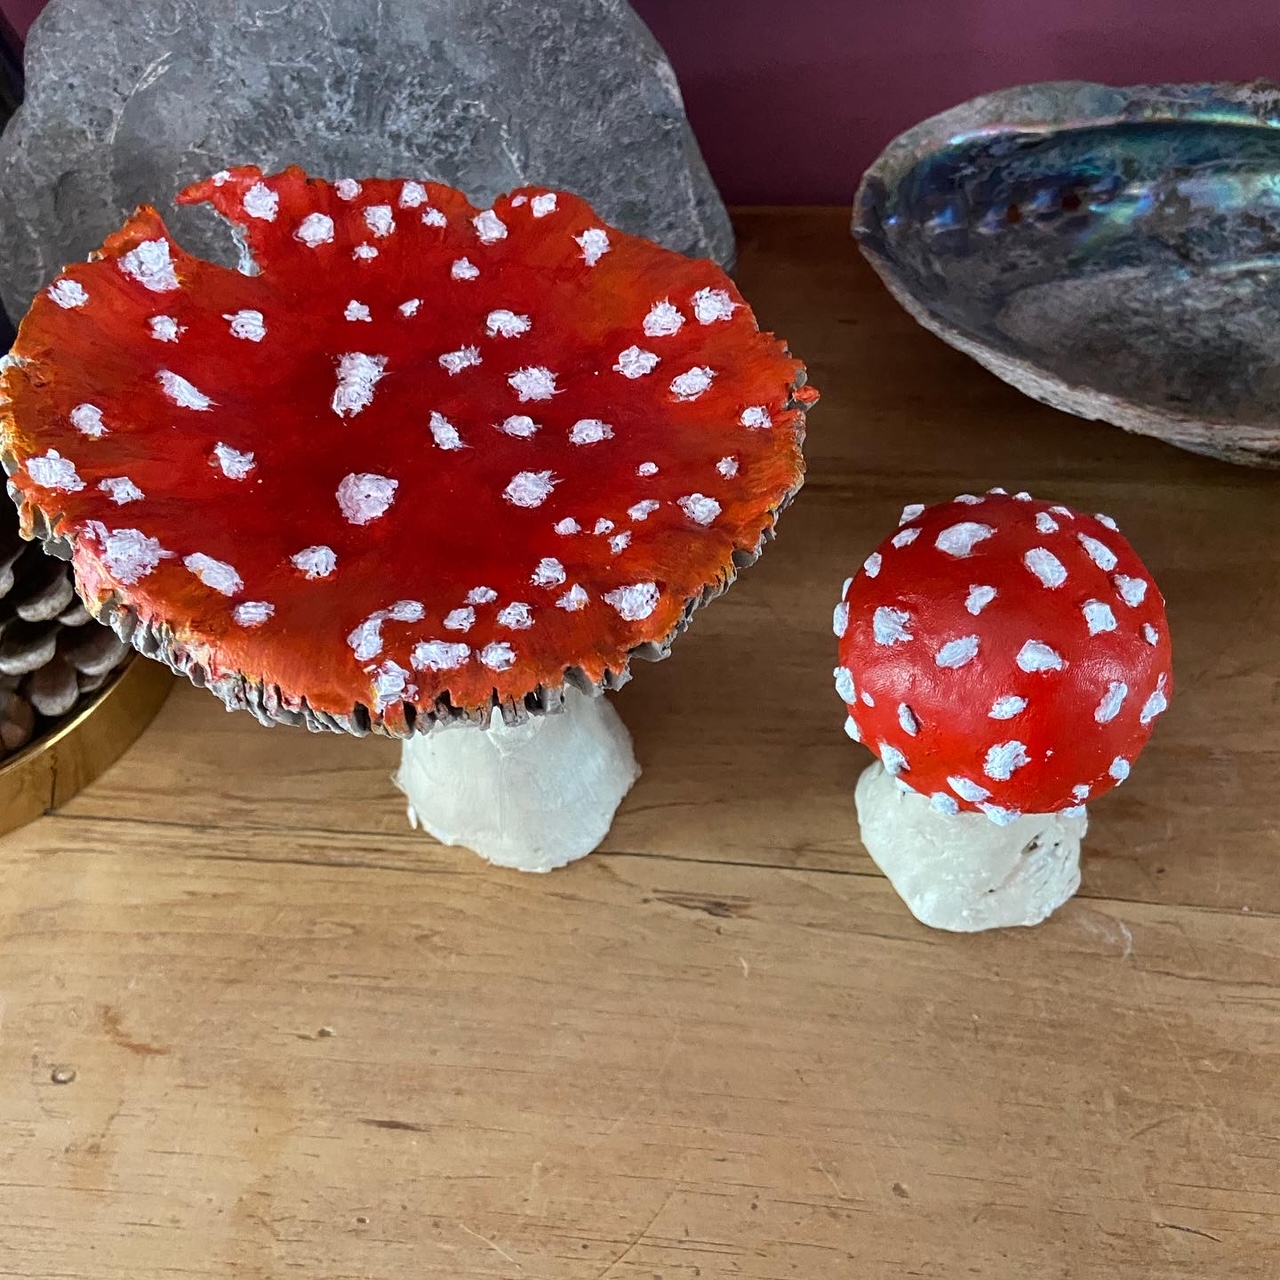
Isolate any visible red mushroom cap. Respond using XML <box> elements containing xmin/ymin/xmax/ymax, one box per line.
<box><xmin>834</xmin><ymin>491</ymin><xmax>1172</xmax><ymax>821</ymax></box>
<box><xmin>0</xmin><ymin>166</ymin><xmax>813</xmax><ymax>734</ymax></box>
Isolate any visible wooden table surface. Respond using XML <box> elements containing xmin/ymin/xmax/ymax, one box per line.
<box><xmin>3</xmin><ymin>208</ymin><xmax>1278</xmax><ymax>1279</ymax></box>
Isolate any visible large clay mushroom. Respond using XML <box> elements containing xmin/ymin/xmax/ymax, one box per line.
<box><xmin>834</xmin><ymin>490</ymin><xmax>1172</xmax><ymax>931</ymax></box>
<box><xmin>1</xmin><ymin>166</ymin><xmax>813</xmax><ymax>871</ymax></box>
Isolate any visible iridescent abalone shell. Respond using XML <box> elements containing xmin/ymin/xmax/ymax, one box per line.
<box><xmin>855</xmin><ymin>81</ymin><xmax>1280</xmax><ymax>466</ymax></box>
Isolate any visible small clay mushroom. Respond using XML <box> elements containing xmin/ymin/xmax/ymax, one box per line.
<box><xmin>835</xmin><ymin>490</ymin><xmax>1172</xmax><ymax>930</ymax></box>
<box><xmin>2</xmin><ymin>165</ymin><xmax>815</xmax><ymax>870</ymax></box>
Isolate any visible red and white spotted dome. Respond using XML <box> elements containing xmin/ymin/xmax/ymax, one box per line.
<box><xmin>834</xmin><ymin>490</ymin><xmax>1172</xmax><ymax>822</ymax></box>
<box><xmin>1</xmin><ymin>166</ymin><xmax>813</xmax><ymax>734</ymax></box>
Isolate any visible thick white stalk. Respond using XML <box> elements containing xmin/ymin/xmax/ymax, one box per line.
<box><xmin>855</xmin><ymin>761</ymin><xmax>1085</xmax><ymax>932</ymax></box>
<box><xmin>394</xmin><ymin>687</ymin><xmax>640</xmax><ymax>873</ymax></box>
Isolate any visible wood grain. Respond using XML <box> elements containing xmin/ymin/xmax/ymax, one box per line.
<box><xmin>2</xmin><ymin>208</ymin><xmax>1278</xmax><ymax>1277</ymax></box>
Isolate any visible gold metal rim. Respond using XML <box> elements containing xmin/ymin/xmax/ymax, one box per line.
<box><xmin>0</xmin><ymin>655</ymin><xmax>174</xmax><ymax>836</ymax></box>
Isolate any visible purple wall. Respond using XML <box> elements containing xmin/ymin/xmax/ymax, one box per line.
<box><xmin>6</xmin><ymin>0</ymin><xmax>1280</xmax><ymax>203</ymax></box>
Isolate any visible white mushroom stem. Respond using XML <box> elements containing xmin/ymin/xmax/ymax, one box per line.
<box><xmin>393</xmin><ymin>686</ymin><xmax>640</xmax><ymax>872</ymax></box>
<box><xmin>854</xmin><ymin>761</ymin><xmax>1085</xmax><ymax>932</ymax></box>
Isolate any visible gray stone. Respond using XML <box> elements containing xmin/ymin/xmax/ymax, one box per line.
<box><xmin>0</xmin><ymin>0</ymin><xmax>733</xmax><ymax>324</ymax></box>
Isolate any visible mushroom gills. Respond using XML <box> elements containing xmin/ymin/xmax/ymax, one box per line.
<box><xmin>854</xmin><ymin>761</ymin><xmax>1086</xmax><ymax>931</ymax></box>
<box><xmin>393</xmin><ymin>685</ymin><xmax>640</xmax><ymax>872</ymax></box>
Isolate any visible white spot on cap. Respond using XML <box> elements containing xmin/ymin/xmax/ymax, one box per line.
<box><xmin>467</xmin><ymin>586</ymin><xmax>498</xmax><ymax>605</ymax></box>
<box><xmin>879</xmin><ymin>743</ymin><xmax>909</xmax><ymax>775</ymax></box>
<box><xmin>844</xmin><ymin>715</ymin><xmax>862</xmax><ymax>742</ymax></box>
<box><xmin>119</xmin><ymin>239</ymin><xmax>179</xmax><ymax>292</ymax></box>
<box><xmin>554</xmin><ymin>517</ymin><xmax>580</xmax><ymax>535</ymax></box>
<box><xmin>399</xmin><ymin>299</ymin><xmax>421</xmax><ymax>317</ymax></box>
<box><xmin>1072</xmin><ymin>784</ymin><xmax>1091</xmax><ymax>802</ymax></box>
<box><xmin>1051</xmin><ymin>506</ymin><xmax>1074</xmax><ymax>518</ymax></box>
<box><xmin>508</xmin><ymin>366</ymin><xmax>557</xmax><ymax>401</ymax></box>
<box><xmin>605</xmin><ymin>582</ymin><xmax>660</xmax><ymax>621</ymax></box>
<box><xmin>331</xmin><ymin>352</ymin><xmax>387</xmax><ymax>418</ymax></box>
<box><xmin>91</xmin><ymin>526</ymin><xmax>169</xmax><ymax>583</ymax></box>
<box><xmin>212</xmin><ymin>442</ymin><xmax>255</xmax><ymax>479</ymax></box>
<box><xmin>936</xmin><ymin>522</ymin><xmax>995</xmax><ymax>557</ymax></box>
<box><xmin>70</xmin><ymin>404</ymin><xmax>106</xmax><ymax>438</ymax></box>
<box><xmin>1143</xmin><ymin>623</ymin><xmax>1159</xmax><ymax>646</ymax></box>
<box><xmin>532</xmin><ymin>557</ymin><xmax>566</xmax><ymax>587</ymax></box>
<box><xmin>48</xmin><ymin>279</ymin><xmax>88</xmax><ymax>308</ymax></box>
<box><xmin>243</xmin><ymin>182</ymin><xmax>278</xmax><ymax>221</ymax></box>
<box><xmin>439</xmin><ymin>345</ymin><xmax>481</xmax><ymax>375</ymax></box>
<box><xmin>898</xmin><ymin>704</ymin><xmax>919</xmax><ymax>735</ymax></box>
<box><xmin>337</xmin><ymin>472</ymin><xmax>397</xmax><ymax>524</ymax></box>
<box><xmin>989</xmin><ymin>487</ymin><xmax>1008</xmax><ymax>495</ymax></box>
<box><xmin>614</xmin><ymin>346</ymin><xmax>659</xmax><ymax>378</ymax></box>
<box><xmin>531</xmin><ymin>193</ymin><xmax>557</xmax><ymax>217</ymax></box>
<box><xmin>184</xmin><ymin>552</ymin><xmax>242</xmax><ymax>596</ymax></box>
<box><xmin>412</xmin><ymin>640</ymin><xmax>470</xmax><ymax>672</ymax></box>
<box><xmin>557</xmin><ymin>584</ymin><xmax>589</xmax><ymax>611</ymax></box>
<box><xmin>692</xmin><ymin>287</ymin><xmax>737</xmax><ymax>323</ymax></box>
<box><xmin>233</xmin><ymin>601</ymin><xmax>274</xmax><ymax>627</ymax></box>
<box><xmin>1024</xmin><ymin>547</ymin><xmax>1067</xmax><ymax>588</ymax></box>
<box><xmin>225</xmin><ymin>309</ymin><xmax>266</xmax><ymax>341</ymax></box>
<box><xmin>1013</xmin><ymin>491</ymin><xmax>1032</xmax><ymax>501</ymax></box>
<box><xmin>27</xmin><ymin>450</ymin><xmax>83</xmax><ymax>491</ymax></box>
<box><xmin>891</xmin><ymin>527</ymin><xmax>920</xmax><ymax>549</ymax></box>
<box><xmin>1094</xmin><ymin>681</ymin><xmax>1128</xmax><ymax>724</ymax></box>
<box><xmin>954</xmin><ymin>493</ymin><xmax>982</xmax><ymax>505</ymax></box>
<box><xmin>422</xmin><ymin>208</ymin><xmax>447</xmax><ymax>228</ymax></box>
<box><xmin>644</xmin><ymin>300</ymin><xmax>684</xmax><ymax>337</ymax></box>
<box><xmin>295</xmin><ymin>213</ymin><xmax>335</xmax><ymax>247</ymax></box>
<box><xmin>148</xmin><ymin>315</ymin><xmax>183</xmax><ymax>342</ymax></box>
<box><xmin>899</xmin><ymin>503</ymin><xmax>925</xmax><ymax>525</ymax></box>
<box><xmin>609</xmin><ymin>532</ymin><xmax>631</xmax><ymax>554</ymax></box>
<box><xmin>834</xmin><ymin>667</ymin><xmax>856</xmax><ymax>702</ymax></box>
<box><xmin>504</xmin><ymin>470</ymin><xmax>556</xmax><ymax>508</ymax></box>
<box><xmin>570</xmin><ymin>418</ymin><xmax>613</xmax><ymax>445</ymax></box>
<box><xmin>363</xmin><ymin>205</ymin><xmax>395</xmax><ymax>237</ymax></box>
<box><xmin>935</xmin><ymin>635</ymin><xmax>979</xmax><ymax>668</ymax></box>
<box><xmin>671</xmin><ymin>366</ymin><xmax>715</xmax><ymax>401</ymax></box>
<box><xmin>1109</xmin><ymin>756</ymin><xmax>1131</xmax><ymax>782</ymax></box>
<box><xmin>1140</xmin><ymin>677</ymin><xmax>1169</xmax><ymax>725</ymax></box>
<box><xmin>388</xmin><ymin>600</ymin><xmax>424</xmax><ymax>623</ymax></box>
<box><xmin>1061</xmin><ymin>805</ymin><xmax>1087</xmax><ymax>819</ymax></box>
<box><xmin>873</xmin><ymin>606</ymin><xmax>912</xmax><ymax>646</ymax></box>
<box><xmin>473</xmin><ymin>209</ymin><xmax>507</xmax><ymax>243</ymax></box>
<box><xmin>989</xmin><ymin>695</ymin><xmax>1027</xmax><ymax>720</ymax></box>
<box><xmin>444</xmin><ymin>607</ymin><xmax>475</xmax><ymax>632</ymax></box>
<box><xmin>628</xmin><ymin>499</ymin><xmax>660</xmax><ymax>521</ymax></box>
<box><xmin>498</xmin><ymin>414</ymin><xmax>538</xmax><ymax>438</ymax></box>
<box><xmin>979</xmin><ymin>804</ymin><xmax>1022</xmax><ymax>826</ymax></box>
<box><xmin>833</xmin><ymin>601</ymin><xmax>850</xmax><ymax>638</ymax></box>
<box><xmin>637</xmin><ymin>462</ymin><xmax>659</xmax><ymax>476</ymax></box>
<box><xmin>353</xmin><ymin>244</ymin><xmax>378</xmax><ymax>261</ymax></box>
<box><xmin>984</xmin><ymin>740</ymin><xmax>1030</xmax><ymax>781</ymax></box>
<box><xmin>966</xmin><ymin>585</ymin><xmax>997</xmax><ymax>615</ymax></box>
<box><xmin>740</xmin><ymin>405</ymin><xmax>772</xmax><ymax>430</ymax></box>
<box><xmin>1082</xmin><ymin>599</ymin><xmax>1117</xmax><ymax>635</ymax></box>
<box><xmin>1095</xmin><ymin>513</ymin><xmax>1119</xmax><ymax>531</ymax></box>
<box><xmin>1016</xmin><ymin>640</ymin><xmax>1064</xmax><ymax>673</ymax></box>
<box><xmin>1114</xmin><ymin>574</ymin><xmax>1148</xmax><ymax>607</ymax></box>
<box><xmin>576</xmin><ymin>227</ymin><xmax>610</xmax><ymax>265</ymax></box>
<box><xmin>1035</xmin><ymin>511</ymin><xmax>1059</xmax><ymax>534</ymax></box>
<box><xmin>211</xmin><ymin>171</ymin><xmax>231</xmax><ymax>185</ymax></box>
<box><xmin>860</xmin><ymin>690</ymin><xmax>875</xmax><ymax>707</ymax></box>
<box><xmin>399</xmin><ymin>182</ymin><xmax>428</xmax><ymax>208</ymax></box>
<box><xmin>679</xmin><ymin>493</ymin><xmax>720</xmax><ymax>525</ymax></box>
<box><xmin>292</xmin><ymin>545</ymin><xmax>336</xmax><ymax>578</ymax></box>
<box><xmin>372</xmin><ymin>660</ymin><xmax>415</xmax><ymax>711</ymax></box>
<box><xmin>593</xmin><ymin>519</ymin><xmax>614</xmax><ymax>535</ymax></box>
<box><xmin>1078</xmin><ymin>533</ymin><xmax>1118</xmax><ymax>571</ymax></box>
<box><xmin>930</xmin><ymin>793</ymin><xmax>960</xmax><ymax>816</ymax></box>
<box><xmin>486</xmin><ymin>309</ymin><xmax>531</xmax><ymax>338</ymax></box>
<box><xmin>429</xmin><ymin>412</ymin><xmax>466</xmax><ymax>450</ymax></box>
<box><xmin>480</xmin><ymin>642</ymin><xmax>516</xmax><ymax>671</ymax></box>
<box><xmin>863</xmin><ymin>552</ymin><xmax>882</xmax><ymax>578</ymax></box>
<box><xmin>344</xmin><ymin>300</ymin><xmax>372</xmax><ymax>322</ymax></box>
<box><xmin>451</xmin><ymin>257</ymin><xmax>480</xmax><ymax>281</ymax></box>
<box><xmin>157</xmin><ymin>369</ymin><xmax>215</xmax><ymax>410</ymax></box>
<box><xmin>98</xmin><ymin>476</ymin><xmax>143</xmax><ymax>505</ymax></box>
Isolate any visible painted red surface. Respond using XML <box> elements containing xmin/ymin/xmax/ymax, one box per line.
<box><xmin>1</xmin><ymin>167</ymin><xmax>810</xmax><ymax>730</ymax></box>
<box><xmin>836</xmin><ymin>492</ymin><xmax>1172</xmax><ymax>818</ymax></box>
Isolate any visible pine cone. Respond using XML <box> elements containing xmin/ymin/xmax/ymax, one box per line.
<box><xmin>0</xmin><ymin>505</ymin><xmax>132</xmax><ymax>760</ymax></box>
